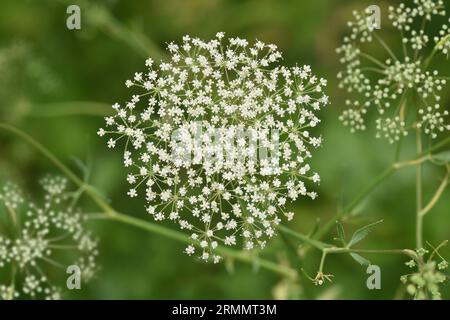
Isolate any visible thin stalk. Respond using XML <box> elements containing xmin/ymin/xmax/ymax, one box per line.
<box><xmin>416</xmin><ymin>128</ymin><xmax>423</xmax><ymax>249</ymax></box>
<box><xmin>420</xmin><ymin>167</ymin><xmax>449</xmax><ymax>217</ymax></box>
<box><xmin>394</xmin><ymin>135</ymin><xmax>404</xmax><ymax>162</ymax></box>
<box><xmin>318</xmin><ymin>250</ymin><xmax>328</xmax><ymax>274</ymax></box>
<box><xmin>426</xmin><ymin>136</ymin><xmax>450</xmax><ymax>154</ymax></box>
<box><xmin>316</xmin><ymin>247</ymin><xmax>417</xmax><ymax>277</ymax></box>
<box><xmin>324</xmin><ymin>247</ymin><xmax>415</xmax><ymax>256</ymax></box>
<box><xmin>277</xmin><ymin>224</ymin><xmax>329</xmax><ymax>250</ymax></box>
<box><xmin>374</xmin><ymin>32</ymin><xmax>398</xmax><ymax>62</ymax></box>
<box><xmin>6</xmin><ymin>206</ymin><xmax>18</xmax><ymax>227</ymax></box>
<box><xmin>110</xmin><ymin>211</ymin><xmax>190</xmax><ymax>243</ymax></box>
<box><xmin>393</xmin><ymin>155</ymin><xmax>430</xmax><ymax>169</ymax></box>
<box><xmin>359</xmin><ymin>52</ymin><xmax>387</xmax><ymax>68</ymax></box>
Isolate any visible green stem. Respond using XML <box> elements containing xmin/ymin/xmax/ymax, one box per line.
<box><xmin>6</xmin><ymin>206</ymin><xmax>18</xmax><ymax>227</ymax></box>
<box><xmin>393</xmin><ymin>155</ymin><xmax>430</xmax><ymax>169</ymax></box>
<box><xmin>277</xmin><ymin>224</ymin><xmax>329</xmax><ymax>250</ymax></box>
<box><xmin>416</xmin><ymin>128</ymin><xmax>423</xmax><ymax>250</ymax></box>
<box><xmin>110</xmin><ymin>211</ymin><xmax>190</xmax><ymax>243</ymax></box>
<box><xmin>420</xmin><ymin>167</ymin><xmax>449</xmax><ymax>217</ymax></box>
<box><xmin>0</xmin><ymin>123</ymin><xmax>296</xmax><ymax>279</ymax></box>
<box><xmin>324</xmin><ymin>247</ymin><xmax>415</xmax><ymax>256</ymax></box>
<box><xmin>318</xmin><ymin>250</ymin><xmax>328</xmax><ymax>273</ymax></box>
<box><xmin>426</xmin><ymin>136</ymin><xmax>450</xmax><ymax>154</ymax></box>
<box><xmin>314</xmin><ymin>246</ymin><xmax>418</xmax><ymax>282</ymax></box>
<box><xmin>316</xmin><ymin>247</ymin><xmax>417</xmax><ymax>274</ymax></box>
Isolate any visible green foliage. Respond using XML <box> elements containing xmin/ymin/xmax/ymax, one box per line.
<box><xmin>347</xmin><ymin>220</ymin><xmax>383</xmax><ymax>248</ymax></box>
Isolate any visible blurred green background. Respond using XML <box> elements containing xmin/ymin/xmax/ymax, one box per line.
<box><xmin>0</xmin><ymin>0</ymin><xmax>449</xmax><ymax>299</ymax></box>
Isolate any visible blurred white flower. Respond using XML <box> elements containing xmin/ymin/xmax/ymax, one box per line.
<box><xmin>337</xmin><ymin>0</ymin><xmax>450</xmax><ymax>143</ymax></box>
<box><xmin>0</xmin><ymin>177</ymin><xmax>98</xmax><ymax>300</ymax></box>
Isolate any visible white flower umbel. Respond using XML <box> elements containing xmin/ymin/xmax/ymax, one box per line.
<box><xmin>337</xmin><ymin>0</ymin><xmax>450</xmax><ymax>143</ymax></box>
<box><xmin>0</xmin><ymin>177</ymin><xmax>98</xmax><ymax>300</ymax></box>
<box><xmin>99</xmin><ymin>33</ymin><xmax>329</xmax><ymax>263</ymax></box>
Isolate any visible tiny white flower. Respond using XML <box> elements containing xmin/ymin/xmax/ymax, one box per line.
<box><xmin>97</xmin><ymin>128</ymin><xmax>105</xmax><ymax>136</ymax></box>
<box><xmin>185</xmin><ymin>245</ymin><xmax>195</xmax><ymax>256</ymax></box>
<box><xmin>127</xmin><ymin>188</ymin><xmax>137</xmax><ymax>198</ymax></box>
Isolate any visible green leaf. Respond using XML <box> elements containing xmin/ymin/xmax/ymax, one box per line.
<box><xmin>348</xmin><ymin>220</ymin><xmax>383</xmax><ymax>248</ymax></box>
<box><xmin>350</xmin><ymin>253</ymin><xmax>371</xmax><ymax>266</ymax></box>
<box><xmin>336</xmin><ymin>221</ymin><xmax>346</xmax><ymax>245</ymax></box>
<box><xmin>432</xmin><ymin>150</ymin><xmax>450</xmax><ymax>163</ymax></box>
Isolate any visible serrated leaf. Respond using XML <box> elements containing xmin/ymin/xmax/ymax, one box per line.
<box><xmin>336</xmin><ymin>221</ymin><xmax>346</xmax><ymax>242</ymax></box>
<box><xmin>348</xmin><ymin>220</ymin><xmax>383</xmax><ymax>248</ymax></box>
<box><xmin>350</xmin><ymin>253</ymin><xmax>371</xmax><ymax>266</ymax></box>
<box><xmin>432</xmin><ymin>151</ymin><xmax>450</xmax><ymax>163</ymax></box>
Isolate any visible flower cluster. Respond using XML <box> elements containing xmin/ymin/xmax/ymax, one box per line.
<box><xmin>337</xmin><ymin>0</ymin><xmax>450</xmax><ymax>143</ymax></box>
<box><xmin>401</xmin><ymin>247</ymin><xmax>448</xmax><ymax>300</ymax></box>
<box><xmin>0</xmin><ymin>177</ymin><xmax>98</xmax><ymax>300</ymax></box>
<box><xmin>99</xmin><ymin>33</ymin><xmax>329</xmax><ymax>262</ymax></box>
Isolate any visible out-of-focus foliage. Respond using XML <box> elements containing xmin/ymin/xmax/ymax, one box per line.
<box><xmin>0</xmin><ymin>0</ymin><xmax>448</xmax><ymax>299</ymax></box>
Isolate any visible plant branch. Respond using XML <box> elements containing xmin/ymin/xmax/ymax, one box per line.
<box><xmin>416</xmin><ymin>128</ymin><xmax>423</xmax><ymax>249</ymax></box>
<box><xmin>426</xmin><ymin>136</ymin><xmax>450</xmax><ymax>154</ymax></box>
<box><xmin>312</xmin><ymin>246</ymin><xmax>417</xmax><ymax>285</ymax></box>
<box><xmin>323</xmin><ymin>247</ymin><xmax>416</xmax><ymax>257</ymax></box>
<box><xmin>277</xmin><ymin>224</ymin><xmax>329</xmax><ymax>250</ymax></box>
<box><xmin>393</xmin><ymin>155</ymin><xmax>430</xmax><ymax>169</ymax></box>
<box><xmin>420</xmin><ymin>166</ymin><xmax>450</xmax><ymax>217</ymax></box>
